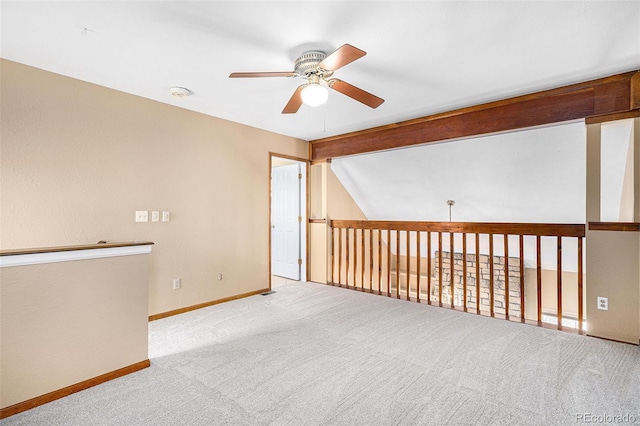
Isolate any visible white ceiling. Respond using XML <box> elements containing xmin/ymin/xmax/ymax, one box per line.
<box><xmin>1</xmin><ymin>1</ymin><xmax>639</xmax><ymax>142</ymax></box>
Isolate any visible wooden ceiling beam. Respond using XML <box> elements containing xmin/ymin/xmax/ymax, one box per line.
<box><xmin>310</xmin><ymin>70</ymin><xmax>640</xmax><ymax>161</ymax></box>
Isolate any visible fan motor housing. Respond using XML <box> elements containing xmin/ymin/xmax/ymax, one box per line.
<box><xmin>294</xmin><ymin>50</ymin><xmax>326</xmax><ymax>76</ymax></box>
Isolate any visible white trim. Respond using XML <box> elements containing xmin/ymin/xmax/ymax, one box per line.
<box><xmin>299</xmin><ymin>161</ymin><xmax>307</xmax><ymax>281</ymax></box>
<box><xmin>0</xmin><ymin>245</ymin><xmax>153</xmax><ymax>268</ymax></box>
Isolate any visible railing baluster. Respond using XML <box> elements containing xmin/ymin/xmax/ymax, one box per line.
<box><xmin>427</xmin><ymin>231</ymin><xmax>432</xmax><ymax>304</ymax></box>
<box><xmin>387</xmin><ymin>229</ymin><xmax>391</xmax><ymax>297</ymax></box>
<box><xmin>330</xmin><ymin>225</ymin><xmax>335</xmax><ymax>285</ymax></box>
<box><xmin>360</xmin><ymin>229</ymin><xmax>367</xmax><ymax>291</ymax></box>
<box><xmin>504</xmin><ymin>234</ymin><xmax>510</xmax><ymax>319</ymax></box>
<box><xmin>578</xmin><ymin>237</ymin><xmax>584</xmax><ymax>332</ymax></box>
<box><xmin>519</xmin><ymin>235</ymin><xmax>525</xmax><ymax>322</ymax></box>
<box><xmin>557</xmin><ymin>236</ymin><xmax>563</xmax><ymax>330</ymax></box>
<box><xmin>475</xmin><ymin>233</ymin><xmax>481</xmax><ymax>315</ymax></box>
<box><xmin>406</xmin><ymin>230</ymin><xmax>411</xmax><ymax>301</ymax></box>
<box><xmin>489</xmin><ymin>234</ymin><xmax>495</xmax><ymax>317</ymax></box>
<box><xmin>450</xmin><ymin>232</ymin><xmax>455</xmax><ymax>308</ymax></box>
<box><xmin>396</xmin><ymin>230</ymin><xmax>400</xmax><ymax>299</ymax></box>
<box><xmin>438</xmin><ymin>232</ymin><xmax>443</xmax><ymax>306</ymax></box>
<box><xmin>353</xmin><ymin>229</ymin><xmax>358</xmax><ymax>289</ymax></box>
<box><xmin>327</xmin><ymin>220</ymin><xmax>584</xmax><ymax>336</ymax></box>
<box><xmin>338</xmin><ymin>228</ymin><xmax>343</xmax><ymax>285</ymax></box>
<box><xmin>536</xmin><ymin>236</ymin><xmax>542</xmax><ymax>324</ymax></box>
<box><xmin>416</xmin><ymin>231</ymin><xmax>421</xmax><ymax>303</ymax></box>
<box><xmin>345</xmin><ymin>228</ymin><xmax>350</xmax><ymax>288</ymax></box>
<box><xmin>462</xmin><ymin>233</ymin><xmax>467</xmax><ymax>312</ymax></box>
<box><xmin>369</xmin><ymin>228</ymin><xmax>374</xmax><ymax>292</ymax></box>
<box><xmin>377</xmin><ymin>229</ymin><xmax>382</xmax><ymax>295</ymax></box>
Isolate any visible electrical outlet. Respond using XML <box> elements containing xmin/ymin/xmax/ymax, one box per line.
<box><xmin>162</xmin><ymin>211</ymin><xmax>170</xmax><ymax>222</ymax></box>
<box><xmin>173</xmin><ymin>278</ymin><xmax>181</xmax><ymax>290</ymax></box>
<box><xmin>597</xmin><ymin>296</ymin><xmax>608</xmax><ymax>310</ymax></box>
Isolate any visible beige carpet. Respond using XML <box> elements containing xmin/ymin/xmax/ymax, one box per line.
<box><xmin>4</xmin><ymin>281</ymin><xmax>640</xmax><ymax>425</ymax></box>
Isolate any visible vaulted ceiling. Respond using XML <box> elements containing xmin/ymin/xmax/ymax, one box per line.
<box><xmin>2</xmin><ymin>1</ymin><xmax>639</xmax><ymax>142</ymax></box>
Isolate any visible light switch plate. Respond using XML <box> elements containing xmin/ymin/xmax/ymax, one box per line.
<box><xmin>151</xmin><ymin>211</ymin><xmax>160</xmax><ymax>222</ymax></box>
<box><xmin>135</xmin><ymin>211</ymin><xmax>148</xmax><ymax>222</ymax></box>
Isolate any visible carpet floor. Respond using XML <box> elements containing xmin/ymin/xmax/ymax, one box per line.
<box><xmin>3</xmin><ymin>281</ymin><xmax>640</xmax><ymax>425</ymax></box>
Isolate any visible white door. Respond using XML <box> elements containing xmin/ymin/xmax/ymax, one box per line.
<box><xmin>271</xmin><ymin>163</ymin><xmax>301</xmax><ymax>280</ymax></box>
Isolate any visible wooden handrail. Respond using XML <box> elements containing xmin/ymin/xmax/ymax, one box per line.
<box><xmin>331</xmin><ymin>220</ymin><xmax>585</xmax><ymax>237</ymax></box>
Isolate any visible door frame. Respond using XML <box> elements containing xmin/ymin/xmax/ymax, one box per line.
<box><xmin>269</xmin><ymin>152</ymin><xmax>310</xmax><ymax>289</ymax></box>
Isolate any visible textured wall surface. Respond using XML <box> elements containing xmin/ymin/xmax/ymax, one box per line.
<box><xmin>1</xmin><ymin>254</ymin><xmax>149</xmax><ymax>408</ymax></box>
<box><xmin>1</xmin><ymin>59</ymin><xmax>308</xmax><ymax>316</ymax></box>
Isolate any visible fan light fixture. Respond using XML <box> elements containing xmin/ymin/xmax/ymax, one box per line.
<box><xmin>301</xmin><ymin>82</ymin><xmax>328</xmax><ymax>107</ymax></box>
<box><xmin>229</xmin><ymin>44</ymin><xmax>384</xmax><ymax>114</ymax></box>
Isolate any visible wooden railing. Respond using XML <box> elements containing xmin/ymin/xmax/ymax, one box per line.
<box><xmin>329</xmin><ymin>220</ymin><xmax>586</xmax><ymax>332</ymax></box>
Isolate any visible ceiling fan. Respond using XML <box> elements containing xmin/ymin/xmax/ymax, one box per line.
<box><xmin>229</xmin><ymin>44</ymin><xmax>384</xmax><ymax>114</ymax></box>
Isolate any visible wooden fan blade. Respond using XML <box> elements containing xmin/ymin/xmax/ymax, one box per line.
<box><xmin>229</xmin><ymin>72</ymin><xmax>297</xmax><ymax>78</ymax></box>
<box><xmin>318</xmin><ymin>44</ymin><xmax>366</xmax><ymax>71</ymax></box>
<box><xmin>282</xmin><ymin>85</ymin><xmax>305</xmax><ymax>114</ymax></box>
<box><xmin>328</xmin><ymin>79</ymin><xmax>384</xmax><ymax>109</ymax></box>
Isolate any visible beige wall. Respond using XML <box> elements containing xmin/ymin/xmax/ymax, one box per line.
<box><xmin>585</xmin><ymin>120</ymin><xmax>640</xmax><ymax>344</ymax></box>
<box><xmin>586</xmin><ymin>230</ymin><xmax>640</xmax><ymax>343</ymax></box>
<box><xmin>0</xmin><ymin>60</ymin><xmax>308</xmax><ymax>316</ymax></box>
<box><xmin>308</xmin><ymin>162</ymin><xmax>366</xmax><ymax>283</ymax></box>
<box><xmin>326</xmin><ymin>163</ymin><xmax>366</xmax><ymax>221</ymax></box>
<box><xmin>1</xmin><ymin>254</ymin><xmax>149</xmax><ymax>408</ymax></box>
<box><xmin>309</xmin><ymin>163</ymin><xmax>323</xmax><ymax>220</ymax></box>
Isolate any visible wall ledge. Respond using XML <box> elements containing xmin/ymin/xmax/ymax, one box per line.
<box><xmin>0</xmin><ymin>242</ymin><xmax>154</xmax><ymax>268</ymax></box>
<box><xmin>588</xmin><ymin>222</ymin><xmax>640</xmax><ymax>232</ymax></box>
